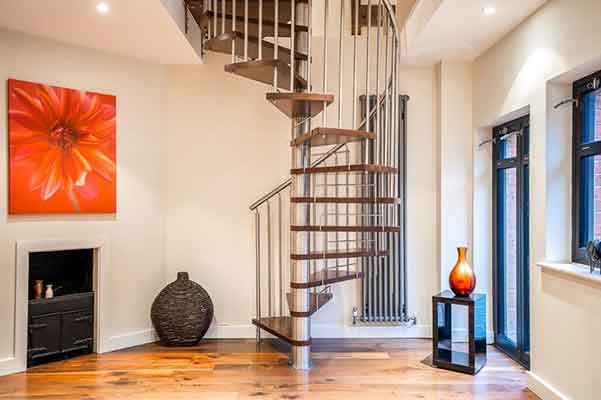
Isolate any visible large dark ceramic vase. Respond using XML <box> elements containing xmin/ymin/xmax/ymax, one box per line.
<box><xmin>449</xmin><ymin>247</ymin><xmax>476</xmax><ymax>297</ymax></box>
<box><xmin>151</xmin><ymin>272</ymin><xmax>214</xmax><ymax>346</ymax></box>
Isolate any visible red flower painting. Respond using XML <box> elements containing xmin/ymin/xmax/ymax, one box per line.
<box><xmin>8</xmin><ymin>79</ymin><xmax>116</xmax><ymax>214</ymax></box>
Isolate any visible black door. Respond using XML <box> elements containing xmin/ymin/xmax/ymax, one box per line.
<box><xmin>492</xmin><ymin>115</ymin><xmax>530</xmax><ymax>369</ymax></box>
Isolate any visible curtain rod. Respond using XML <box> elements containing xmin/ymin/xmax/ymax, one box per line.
<box><xmin>477</xmin><ymin>128</ymin><xmax>522</xmax><ymax>149</ymax></box>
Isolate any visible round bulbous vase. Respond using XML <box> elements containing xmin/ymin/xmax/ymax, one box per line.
<box><xmin>151</xmin><ymin>272</ymin><xmax>214</xmax><ymax>346</ymax></box>
<box><xmin>449</xmin><ymin>247</ymin><xmax>476</xmax><ymax>297</ymax></box>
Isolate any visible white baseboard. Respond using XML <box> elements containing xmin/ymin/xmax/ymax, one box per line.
<box><xmin>102</xmin><ymin>329</ymin><xmax>158</xmax><ymax>353</ymax></box>
<box><xmin>204</xmin><ymin>323</ymin><xmax>257</xmax><ymax>339</ymax></box>
<box><xmin>204</xmin><ymin>322</ymin><xmax>433</xmax><ymax>339</ymax></box>
<box><xmin>312</xmin><ymin>323</ymin><xmax>432</xmax><ymax>338</ymax></box>
<box><xmin>527</xmin><ymin>371</ymin><xmax>569</xmax><ymax>400</ymax></box>
<box><xmin>0</xmin><ymin>357</ymin><xmax>21</xmax><ymax>377</ymax></box>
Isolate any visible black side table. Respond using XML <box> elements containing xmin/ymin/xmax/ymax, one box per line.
<box><xmin>432</xmin><ymin>291</ymin><xmax>486</xmax><ymax>375</ymax></box>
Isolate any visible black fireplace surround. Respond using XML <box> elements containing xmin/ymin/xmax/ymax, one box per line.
<box><xmin>27</xmin><ymin>249</ymin><xmax>94</xmax><ymax>367</ymax></box>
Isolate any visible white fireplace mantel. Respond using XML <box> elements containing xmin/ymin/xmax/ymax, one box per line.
<box><xmin>2</xmin><ymin>237</ymin><xmax>110</xmax><ymax>375</ymax></box>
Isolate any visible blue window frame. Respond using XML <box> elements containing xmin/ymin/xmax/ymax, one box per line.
<box><xmin>572</xmin><ymin>71</ymin><xmax>601</xmax><ymax>264</ymax></box>
<box><xmin>493</xmin><ymin>115</ymin><xmax>530</xmax><ymax>369</ymax></box>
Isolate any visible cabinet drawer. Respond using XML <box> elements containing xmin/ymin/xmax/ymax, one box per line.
<box><xmin>28</xmin><ymin>313</ymin><xmax>61</xmax><ymax>359</ymax></box>
<box><xmin>29</xmin><ymin>292</ymin><xmax>93</xmax><ymax>316</ymax></box>
<box><xmin>61</xmin><ymin>310</ymin><xmax>93</xmax><ymax>352</ymax></box>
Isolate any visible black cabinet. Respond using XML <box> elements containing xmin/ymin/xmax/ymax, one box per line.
<box><xmin>28</xmin><ymin>292</ymin><xmax>94</xmax><ymax>366</ymax></box>
<box><xmin>432</xmin><ymin>291</ymin><xmax>487</xmax><ymax>375</ymax></box>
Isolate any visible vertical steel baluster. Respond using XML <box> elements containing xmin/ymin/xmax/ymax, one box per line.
<box><xmin>244</xmin><ymin>0</ymin><xmax>249</xmax><ymax>60</ymax></box>
<box><xmin>307</xmin><ymin>0</ymin><xmax>312</xmax><ymax>90</ymax></box>
<box><xmin>322</xmin><ymin>0</ymin><xmax>328</xmax><ymax>126</ymax></box>
<box><xmin>273</xmin><ymin>0</ymin><xmax>279</xmax><ymax>90</ymax></box>
<box><xmin>267</xmin><ymin>201</ymin><xmax>272</xmax><ymax>316</ymax></box>
<box><xmin>214</xmin><ymin>0</ymin><xmax>218</xmax><ymax>36</ymax></box>
<box><xmin>352</xmin><ymin>0</ymin><xmax>359</xmax><ymax>129</ymax></box>
<box><xmin>337</xmin><ymin>0</ymin><xmax>344</xmax><ymax>128</ymax></box>
<box><xmin>290</xmin><ymin>0</ymin><xmax>296</xmax><ymax>91</ymax></box>
<box><xmin>232</xmin><ymin>0</ymin><xmax>237</xmax><ymax>62</ymax></box>
<box><xmin>255</xmin><ymin>210</ymin><xmax>261</xmax><ymax>342</ymax></box>
<box><xmin>258</xmin><ymin>0</ymin><xmax>263</xmax><ymax>59</ymax></box>
<box><xmin>222</xmin><ymin>0</ymin><xmax>226</xmax><ymax>34</ymax></box>
<box><xmin>278</xmin><ymin>193</ymin><xmax>283</xmax><ymax>315</ymax></box>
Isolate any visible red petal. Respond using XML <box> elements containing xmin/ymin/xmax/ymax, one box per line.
<box><xmin>11</xmin><ymin>87</ymin><xmax>52</xmax><ymax>129</ymax></box>
<box><xmin>9</xmin><ymin>110</ymin><xmax>48</xmax><ymax>132</ymax></box>
<box><xmin>77</xmin><ymin>147</ymin><xmax>115</xmax><ymax>181</ymax></box>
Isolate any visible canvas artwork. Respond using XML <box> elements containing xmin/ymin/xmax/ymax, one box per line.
<box><xmin>7</xmin><ymin>79</ymin><xmax>116</xmax><ymax>214</ymax></box>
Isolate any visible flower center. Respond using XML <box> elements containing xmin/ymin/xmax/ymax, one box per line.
<box><xmin>49</xmin><ymin>124</ymin><xmax>79</xmax><ymax>149</ymax></box>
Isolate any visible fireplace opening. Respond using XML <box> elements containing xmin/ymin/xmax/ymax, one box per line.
<box><xmin>27</xmin><ymin>248</ymin><xmax>94</xmax><ymax>367</ymax></box>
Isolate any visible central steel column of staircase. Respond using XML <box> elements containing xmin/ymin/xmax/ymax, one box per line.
<box><xmin>186</xmin><ymin>0</ymin><xmax>403</xmax><ymax>370</ymax></box>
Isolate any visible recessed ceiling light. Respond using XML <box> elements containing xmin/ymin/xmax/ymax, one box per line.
<box><xmin>482</xmin><ymin>6</ymin><xmax>496</xmax><ymax>16</ymax></box>
<box><xmin>96</xmin><ymin>2</ymin><xmax>110</xmax><ymax>15</ymax></box>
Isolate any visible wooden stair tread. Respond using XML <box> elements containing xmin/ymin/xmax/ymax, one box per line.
<box><xmin>286</xmin><ymin>292</ymin><xmax>333</xmax><ymax>316</ymax></box>
<box><xmin>291</xmin><ymin>269</ymin><xmax>364</xmax><ymax>289</ymax></box>
<box><xmin>291</xmin><ymin>196</ymin><xmax>398</xmax><ymax>204</ymax></box>
<box><xmin>225</xmin><ymin>59</ymin><xmax>306</xmax><ymax>91</ymax></box>
<box><xmin>291</xmin><ymin>248</ymin><xmax>388</xmax><ymax>260</ymax></box>
<box><xmin>205</xmin><ymin>31</ymin><xmax>308</xmax><ymax>65</ymax></box>
<box><xmin>266</xmin><ymin>92</ymin><xmax>335</xmax><ymax>118</ymax></box>
<box><xmin>291</xmin><ymin>127</ymin><xmax>375</xmax><ymax>147</ymax></box>
<box><xmin>291</xmin><ymin>225</ymin><xmax>400</xmax><ymax>233</ymax></box>
<box><xmin>290</xmin><ymin>164</ymin><xmax>398</xmax><ymax>175</ymax></box>
<box><xmin>197</xmin><ymin>10</ymin><xmax>308</xmax><ymax>38</ymax></box>
<box><xmin>251</xmin><ymin>317</ymin><xmax>310</xmax><ymax>346</ymax></box>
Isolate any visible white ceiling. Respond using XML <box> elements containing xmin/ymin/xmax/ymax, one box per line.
<box><xmin>401</xmin><ymin>0</ymin><xmax>548</xmax><ymax>64</ymax></box>
<box><xmin>0</xmin><ymin>0</ymin><xmax>201</xmax><ymax>64</ymax></box>
<box><xmin>0</xmin><ymin>0</ymin><xmax>546</xmax><ymax>66</ymax></box>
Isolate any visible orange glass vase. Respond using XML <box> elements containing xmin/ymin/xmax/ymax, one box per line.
<box><xmin>449</xmin><ymin>247</ymin><xmax>476</xmax><ymax>297</ymax></box>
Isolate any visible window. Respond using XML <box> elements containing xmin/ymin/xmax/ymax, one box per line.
<box><xmin>493</xmin><ymin>115</ymin><xmax>530</xmax><ymax>369</ymax></box>
<box><xmin>572</xmin><ymin>71</ymin><xmax>601</xmax><ymax>264</ymax></box>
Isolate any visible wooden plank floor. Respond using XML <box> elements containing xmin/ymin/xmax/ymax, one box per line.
<box><xmin>0</xmin><ymin>339</ymin><xmax>539</xmax><ymax>399</ymax></box>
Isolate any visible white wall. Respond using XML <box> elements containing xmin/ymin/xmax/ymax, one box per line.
<box><xmin>473</xmin><ymin>0</ymin><xmax>601</xmax><ymax>398</ymax></box>
<box><xmin>0</xmin><ymin>28</ymin><xmax>168</xmax><ymax>371</ymax></box>
<box><xmin>436</xmin><ymin>62</ymin><xmax>473</xmax><ymax>290</ymax></box>
<box><xmin>164</xmin><ymin>51</ymin><xmax>439</xmax><ymax>337</ymax></box>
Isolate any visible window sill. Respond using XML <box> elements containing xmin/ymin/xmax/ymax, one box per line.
<box><xmin>537</xmin><ymin>261</ymin><xmax>601</xmax><ymax>290</ymax></box>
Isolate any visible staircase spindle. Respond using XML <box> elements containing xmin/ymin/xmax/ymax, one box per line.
<box><xmin>244</xmin><ymin>0</ymin><xmax>248</xmax><ymax>60</ymax></box>
<box><xmin>337</xmin><ymin>0</ymin><xmax>344</xmax><ymax>129</ymax></box>
<box><xmin>352</xmin><ymin>0</ymin><xmax>359</xmax><ymax>128</ymax></box>
<box><xmin>322</xmin><ymin>0</ymin><xmax>328</xmax><ymax>126</ymax></box>
<box><xmin>267</xmin><ymin>201</ymin><xmax>272</xmax><ymax>316</ymax></box>
<box><xmin>258</xmin><ymin>0</ymin><xmax>263</xmax><ymax>59</ymax></box>
<box><xmin>232</xmin><ymin>0</ymin><xmax>236</xmax><ymax>62</ymax></box>
<box><xmin>290</xmin><ymin>0</ymin><xmax>296</xmax><ymax>91</ymax></box>
<box><xmin>375</xmin><ymin>1</ymin><xmax>382</xmax><ymax>165</ymax></box>
<box><xmin>255</xmin><ymin>210</ymin><xmax>261</xmax><ymax>342</ymax></box>
<box><xmin>213</xmin><ymin>0</ymin><xmax>218</xmax><ymax>37</ymax></box>
<box><xmin>222</xmin><ymin>0</ymin><xmax>226</xmax><ymax>34</ymax></box>
<box><xmin>278</xmin><ymin>193</ymin><xmax>283</xmax><ymax>315</ymax></box>
<box><xmin>273</xmin><ymin>0</ymin><xmax>279</xmax><ymax>90</ymax></box>
<box><xmin>307</xmin><ymin>0</ymin><xmax>312</xmax><ymax>90</ymax></box>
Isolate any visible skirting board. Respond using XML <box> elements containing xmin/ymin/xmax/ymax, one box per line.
<box><xmin>0</xmin><ymin>357</ymin><xmax>20</xmax><ymax>377</ymax></box>
<box><xmin>527</xmin><ymin>372</ymin><xmax>569</xmax><ymax>400</ymax></box>
<box><xmin>102</xmin><ymin>329</ymin><xmax>158</xmax><ymax>353</ymax></box>
<box><xmin>206</xmin><ymin>323</ymin><xmax>433</xmax><ymax>339</ymax></box>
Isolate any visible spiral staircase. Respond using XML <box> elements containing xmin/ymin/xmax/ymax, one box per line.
<box><xmin>186</xmin><ymin>0</ymin><xmax>405</xmax><ymax>369</ymax></box>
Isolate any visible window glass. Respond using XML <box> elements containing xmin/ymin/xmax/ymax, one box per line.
<box><xmin>580</xmin><ymin>88</ymin><xmax>601</xmax><ymax>144</ymax></box>
<box><xmin>497</xmin><ymin>167</ymin><xmax>518</xmax><ymax>345</ymax></box>
<box><xmin>498</xmin><ymin>133</ymin><xmax>518</xmax><ymax>160</ymax></box>
<box><xmin>578</xmin><ymin>154</ymin><xmax>601</xmax><ymax>247</ymax></box>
